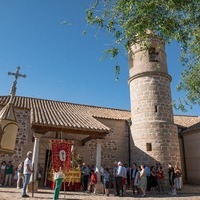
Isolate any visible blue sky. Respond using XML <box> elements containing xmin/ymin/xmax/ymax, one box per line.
<box><xmin>0</xmin><ymin>0</ymin><xmax>199</xmax><ymax>116</ymax></box>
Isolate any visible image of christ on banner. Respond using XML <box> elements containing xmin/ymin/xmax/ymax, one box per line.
<box><xmin>51</xmin><ymin>140</ymin><xmax>72</xmax><ymax>172</ymax></box>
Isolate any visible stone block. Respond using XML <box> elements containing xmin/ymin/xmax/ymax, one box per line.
<box><xmin>28</xmin><ymin>181</ymin><xmax>38</xmax><ymax>193</ymax></box>
<box><xmin>94</xmin><ymin>182</ymin><xmax>104</xmax><ymax>194</ymax></box>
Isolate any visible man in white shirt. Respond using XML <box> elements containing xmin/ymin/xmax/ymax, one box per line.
<box><xmin>22</xmin><ymin>151</ymin><xmax>33</xmax><ymax>198</ymax></box>
<box><xmin>115</xmin><ymin>161</ymin><xmax>123</xmax><ymax>197</ymax></box>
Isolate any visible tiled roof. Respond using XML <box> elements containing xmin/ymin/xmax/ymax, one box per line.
<box><xmin>0</xmin><ymin>96</ymin><xmax>130</xmax><ymax>134</ymax></box>
<box><xmin>173</xmin><ymin>115</ymin><xmax>200</xmax><ymax>128</ymax></box>
<box><xmin>0</xmin><ymin>96</ymin><xmax>199</xmax><ymax>134</ymax></box>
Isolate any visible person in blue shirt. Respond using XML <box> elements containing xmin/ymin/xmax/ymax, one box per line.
<box><xmin>103</xmin><ymin>168</ymin><xmax>110</xmax><ymax>196</ymax></box>
<box><xmin>81</xmin><ymin>163</ymin><xmax>90</xmax><ymax>192</ymax></box>
<box><xmin>145</xmin><ymin>165</ymin><xmax>151</xmax><ymax>191</ymax></box>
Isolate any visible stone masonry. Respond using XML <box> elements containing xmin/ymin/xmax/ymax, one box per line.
<box><xmin>128</xmin><ymin>37</ymin><xmax>181</xmax><ymax>167</ymax></box>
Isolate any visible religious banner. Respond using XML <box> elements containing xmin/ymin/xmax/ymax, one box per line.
<box><xmin>51</xmin><ymin>140</ymin><xmax>72</xmax><ymax>172</ymax></box>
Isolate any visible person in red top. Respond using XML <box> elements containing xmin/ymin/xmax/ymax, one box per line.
<box><xmin>156</xmin><ymin>166</ymin><xmax>164</xmax><ymax>193</ymax></box>
<box><xmin>87</xmin><ymin>170</ymin><xmax>97</xmax><ymax>193</ymax></box>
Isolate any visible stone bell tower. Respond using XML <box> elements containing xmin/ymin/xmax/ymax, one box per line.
<box><xmin>128</xmin><ymin>36</ymin><xmax>181</xmax><ymax>167</ymax></box>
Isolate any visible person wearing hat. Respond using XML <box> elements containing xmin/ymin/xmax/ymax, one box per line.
<box><xmin>22</xmin><ymin>151</ymin><xmax>33</xmax><ymax>198</ymax></box>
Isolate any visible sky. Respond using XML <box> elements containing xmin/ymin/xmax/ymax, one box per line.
<box><xmin>0</xmin><ymin>0</ymin><xmax>199</xmax><ymax>116</ymax></box>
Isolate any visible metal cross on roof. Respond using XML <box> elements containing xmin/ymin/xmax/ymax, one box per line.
<box><xmin>8</xmin><ymin>66</ymin><xmax>26</xmax><ymax>102</ymax></box>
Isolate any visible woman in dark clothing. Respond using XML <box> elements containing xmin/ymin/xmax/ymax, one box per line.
<box><xmin>168</xmin><ymin>163</ymin><xmax>176</xmax><ymax>196</ymax></box>
<box><xmin>149</xmin><ymin>166</ymin><xmax>157</xmax><ymax>194</ymax></box>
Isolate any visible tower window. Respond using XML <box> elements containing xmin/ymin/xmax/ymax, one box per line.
<box><xmin>146</xmin><ymin>143</ymin><xmax>152</xmax><ymax>151</ymax></box>
<box><xmin>155</xmin><ymin>106</ymin><xmax>158</xmax><ymax>113</ymax></box>
<box><xmin>149</xmin><ymin>47</ymin><xmax>158</xmax><ymax>62</ymax></box>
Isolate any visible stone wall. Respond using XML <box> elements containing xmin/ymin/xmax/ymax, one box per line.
<box><xmin>178</xmin><ymin>136</ymin><xmax>186</xmax><ymax>183</ymax></box>
<box><xmin>129</xmin><ymin>75</ymin><xmax>181</xmax><ymax>167</ymax></box>
<box><xmin>76</xmin><ymin>118</ymin><xmax>129</xmax><ymax>169</ymax></box>
<box><xmin>128</xmin><ymin>37</ymin><xmax>181</xmax><ymax>168</ymax></box>
<box><xmin>183</xmin><ymin>130</ymin><xmax>200</xmax><ymax>184</ymax></box>
<box><xmin>34</xmin><ymin>118</ymin><xmax>128</xmax><ymax>187</ymax></box>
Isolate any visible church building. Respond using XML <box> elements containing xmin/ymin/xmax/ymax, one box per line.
<box><xmin>0</xmin><ymin>36</ymin><xmax>200</xmax><ymax>187</ymax></box>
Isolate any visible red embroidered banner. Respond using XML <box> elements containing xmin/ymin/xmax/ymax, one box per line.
<box><xmin>51</xmin><ymin>140</ymin><xmax>72</xmax><ymax>172</ymax></box>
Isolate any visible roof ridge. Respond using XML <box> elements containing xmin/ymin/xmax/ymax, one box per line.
<box><xmin>0</xmin><ymin>95</ymin><xmax>130</xmax><ymax>112</ymax></box>
<box><xmin>174</xmin><ymin>114</ymin><xmax>200</xmax><ymax>118</ymax></box>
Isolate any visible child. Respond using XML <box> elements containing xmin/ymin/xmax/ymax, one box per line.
<box><xmin>87</xmin><ymin>170</ymin><xmax>97</xmax><ymax>193</ymax></box>
<box><xmin>103</xmin><ymin>168</ymin><xmax>110</xmax><ymax>196</ymax></box>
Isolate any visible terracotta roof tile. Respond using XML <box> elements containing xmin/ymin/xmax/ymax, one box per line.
<box><xmin>1</xmin><ymin>96</ymin><xmax>199</xmax><ymax>133</ymax></box>
<box><xmin>0</xmin><ymin>96</ymin><xmax>130</xmax><ymax>133</ymax></box>
<box><xmin>173</xmin><ymin>115</ymin><xmax>200</xmax><ymax>128</ymax></box>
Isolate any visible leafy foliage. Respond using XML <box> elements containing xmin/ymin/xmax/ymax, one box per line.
<box><xmin>86</xmin><ymin>0</ymin><xmax>200</xmax><ymax>110</ymax></box>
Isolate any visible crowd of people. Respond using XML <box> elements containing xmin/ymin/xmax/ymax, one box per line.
<box><xmin>127</xmin><ymin>162</ymin><xmax>182</xmax><ymax>197</ymax></box>
<box><xmin>0</xmin><ymin>160</ymin><xmax>26</xmax><ymax>189</ymax></box>
<box><xmin>0</xmin><ymin>155</ymin><xmax>183</xmax><ymax>199</ymax></box>
<box><xmin>0</xmin><ymin>151</ymin><xmax>33</xmax><ymax>198</ymax></box>
<box><xmin>80</xmin><ymin>161</ymin><xmax>182</xmax><ymax>197</ymax></box>
<box><xmin>80</xmin><ymin>162</ymin><xmax>110</xmax><ymax>196</ymax></box>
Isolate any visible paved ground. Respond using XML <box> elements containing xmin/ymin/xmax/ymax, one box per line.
<box><xmin>0</xmin><ymin>185</ymin><xmax>200</xmax><ymax>200</ymax></box>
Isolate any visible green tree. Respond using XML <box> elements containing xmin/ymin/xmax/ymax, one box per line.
<box><xmin>86</xmin><ymin>0</ymin><xmax>200</xmax><ymax>110</ymax></box>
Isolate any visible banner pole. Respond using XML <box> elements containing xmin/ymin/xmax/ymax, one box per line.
<box><xmin>64</xmin><ymin>175</ymin><xmax>66</xmax><ymax>199</ymax></box>
<box><xmin>44</xmin><ymin>141</ymin><xmax>51</xmax><ymax>187</ymax></box>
